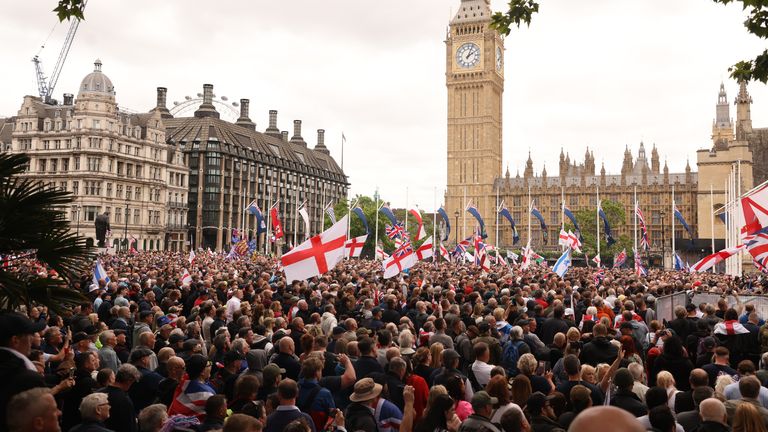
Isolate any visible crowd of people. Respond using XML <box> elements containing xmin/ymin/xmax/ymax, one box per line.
<box><xmin>2</xmin><ymin>250</ymin><xmax>768</xmax><ymax>432</ymax></box>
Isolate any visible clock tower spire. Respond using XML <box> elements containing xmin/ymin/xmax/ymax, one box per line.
<box><xmin>445</xmin><ymin>0</ymin><xmax>504</xmax><ymax>241</ymax></box>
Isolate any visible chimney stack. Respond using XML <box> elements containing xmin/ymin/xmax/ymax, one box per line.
<box><xmin>314</xmin><ymin>129</ymin><xmax>330</xmax><ymax>154</ymax></box>
<box><xmin>152</xmin><ymin>87</ymin><xmax>173</xmax><ymax>119</ymax></box>
<box><xmin>63</xmin><ymin>93</ymin><xmax>74</xmax><ymax>105</ymax></box>
<box><xmin>265</xmin><ymin>109</ymin><xmax>281</xmax><ymax>138</ymax></box>
<box><xmin>281</xmin><ymin>131</ymin><xmax>289</xmax><ymax>142</ymax></box>
<box><xmin>290</xmin><ymin>120</ymin><xmax>306</xmax><ymax>146</ymax></box>
<box><xmin>194</xmin><ymin>83</ymin><xmax>220</xmax><ymax>119</ymax></box>
<box><xmin>235</xmin><ymin>98</ymin><xmax>255</xmax><ymax>130</ymax></box>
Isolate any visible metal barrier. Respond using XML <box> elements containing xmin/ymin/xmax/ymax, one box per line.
<box><xmin>655</xmin><ymin>291</ymin><xmax>688</xmax><ymax>323</ymax></box>
<box><xmin>690</xmin><ymin>293</ymin><xmax>768</xmax><ymax>321</ymax></box>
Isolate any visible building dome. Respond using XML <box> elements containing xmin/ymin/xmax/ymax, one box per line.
<box><xmin>78</xmin><ymin>59</ymin><xmax>115</xmax><ymax>95</ymax></box>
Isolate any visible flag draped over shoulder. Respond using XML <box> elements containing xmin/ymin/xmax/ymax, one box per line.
<box><xmin>438</xmin><ymin>207</ymin><xmax>451</xmax><ymax>242</ymax></box>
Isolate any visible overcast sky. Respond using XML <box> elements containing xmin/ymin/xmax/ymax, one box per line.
<box><xmin>1</xmin><ymin>0</ymin><xmax>766</xmax><ymax>211</ymax></box>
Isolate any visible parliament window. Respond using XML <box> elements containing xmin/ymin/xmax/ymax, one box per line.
<box><xmin>84</xmin><ymin>206</ymin><xmax>98</xmax><ymax>222</ymax></box>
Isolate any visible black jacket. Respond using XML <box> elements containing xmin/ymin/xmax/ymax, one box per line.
<box><xmin>69</xmin><ymin>421</ymin><xmax>114</xmax><ymax>432</ymax></box>
<box><xmin>610</xmin><ymin>389</ymin><xmax>648</xmax><ymax>417</ymax></box>
<box><xmin>693</xmin><ymin>420</ymin><xmax>731</xmax><ymax>432</ymax></box>
<box><xmin>102</xmin><ymin>386</ymin><xmax>137</xmax><ymax>432</ymax></box>
<box><xmin>540</xmin><ymin>317</ymin><xmax>571</xmax><ymax>346</ymax></box>
<box><xmin>580</xmin><ymin>336</ymin><xmax>618</xmax><ymax>367</ymax></box>
<box><xmin>651</xmin><ymin>353</ymin><xmax>694</xmax><ymax>390</ymax></box>
<box><xmin>354</xmin><ymin>355</ymin><xmax>384</xmax><ymax>379</ymax></box>
<box><xmin>345</xmin><ymin>402</ymin><xmax>378</xmax><ymax>432</ymax></box>
<box><xmin>0</xmin><ymin>349</ymin><xmax>46</xmax><ymax>430</ymax></box>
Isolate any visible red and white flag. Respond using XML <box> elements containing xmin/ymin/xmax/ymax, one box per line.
<box><xmin>439</xmin><ymin>243</ymin><xmax>450</xmax><ymax>261</ymax></box>
<box><xmin>181</xmin><ymin>268</ymin><xmax>192</xmax><ymax>286</ymax></box>
<box><xmin>345</xmin><ymin>234</ymin><xmax>368</xmax><ymax>258</ymax></box>
<box><xmin>415</xmin><ymin>236</ymin><xmax>434</xmax><ymax>261</ymax></box>
<box><xmin>270</xmin><ymin>206</ymin><xmax>284</xmax><ymax>239</ymax></box>
<box><xmin>714</xmin><ymin>320</ymin><xmax>750</xmax><ymax>335</ymax></box>
<box><xmin>592</xmin><ymin>254</ymin><xmax>602</xmax><ymax>267</ymax></box>
<box><xmin>188</xmin><ymin>250</ymin><xmax>196</xmax><ymax>264</ymax></box>
<box><xmin>376</xmin><ymin>245</ymin><xmax>389</xmax><ymax>260</ymax></box>
<box><xmin>383</xmin><ymin>246</ymin><xmax>417</xmax><ymax>279</ymax></box>
<box><xmin>280</xmin><ymin>216</ymin><xmax>348</xmax><ymax>282</ymax></box>
<box><xmin>568</xmin><ymin>230</ymin><xmax>582</xmax><ymax>253</ymax></box>
<box><xmin>739</xmin><ymin>183</ymin><xmax>768</xmax><ymax>239</ymax></box>
<box><xmin>690</xmin><ymin>245</ymin><xmax>745</xmax><ymax>273</ymax></box>
<box><xmin>409</xmin><ymin>208</ymin><xmax>426</xmax><ymax>240</ymax></box>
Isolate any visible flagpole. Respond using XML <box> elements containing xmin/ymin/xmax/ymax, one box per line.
<box><xmin>293</xmin><ymin>188</ymin><xmax>299</xmax><ymax>249</ymax></box>
<box><xmin>434</xmin><ymin>186</ymin><xmax>438</xmax><ymax>259</ymax></box>
<box><xmin>265</xmin><ymin>188</ymin><xmax>271</xmax><ymax>256</ymax></box>
<box><xmin>527</xmin><ymin>183</ymin><xmax>532</xmax><ymax>247</ymax></box>
<box><xmin>496</xmin><ymin>186</ymin><xmax>500</xmax><ymax>251</ymax></box>
<box><xmin>671</xmin><ymin>184</ymin><xmax>676</xmax><ymax>270</ymax></box>
<box><xmin>374</xmin><ymin>188</ymin><xmax>380</xmax><ymax>261</ymax></box>
<box><xmin>405</xmin><ymin>187</ymin><xmax>409</xmax><ymax>235</ymax></box>
<box><xmin>463</xmin><ymin>186</ymin><xmax>467</xmax><ymax>241</ymax></box>
<box><xmin>737</xmin><ymin>160</ymin><xmax>742</xmax><ymax>277</ymax></box>
<box><xmin>242</xmin><ymin>194</ymin><xmax>246</xmax><ymax>241</ymax></box>
<box><xmin>726</xmin><ymin>172</ymin><xmax>731</xmax><ymax>275</ymax></box>
<box><xmin>561</xmin><ymin>186</ymin><xmax>565</xmax><ymax>252</ymax></box>
<box><xmin>596</xmin><ymin>185</ymin><xmax>600</xmax><ymax>265</ymax></box>
<box><xmin>710</xmin><ymin>183</ymin><xmax>715</xmax><ymax>274</ymax></box>
<box><xmin>633</xmin><ymin>186</ymin><xmax>637</xmax><ymax>259</ymax></box>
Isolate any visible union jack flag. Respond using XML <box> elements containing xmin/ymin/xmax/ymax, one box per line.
<box><xmin>635</xmin><ymin>204</ymin><xmax>650</xmax><ymax>250</ymax></box>
<box><xmin>613</xmin><ymin>249</ymin><xmax>627</xmax><ymax>268</ymax></box>
<box><xmin>386</xmin><ymin>223</ymin><xmax>405</xmax><ymax>239</ymax></box>
<box><xmin>393</xmin><ymin>240</ymin><xmax>413</xmax><ymax>257</ymax></box>
<box><xmin>593</xmin><ymin>268</ymin><xmax>606</xmax><ymax>285</ymax></box>
<box><xmin>746</xmin><ymin>226</ymin><xmax>768</xmax><ymax>272</ymax></box>
<box><xmin>634</xmin><ymin>250</ymin><xmax>647</xmax><ymax>276</ymax></box>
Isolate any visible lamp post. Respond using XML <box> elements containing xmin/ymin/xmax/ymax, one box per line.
<box><xmin>660</xmin><ymin>210</ymin><xmax>666</xmax><ymax>269</ymax></box>
<box><xmin>454</xmin><ymin>210</ymin><xmax>459</xmax><ymax>245</ymax></box>
<box><xmin>124</xmin><ymin>199</ymin><xmax>130</xmax><ymax>251</ymax></box>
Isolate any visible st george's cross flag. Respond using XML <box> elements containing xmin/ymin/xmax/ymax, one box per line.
<box><xmin>409</xmin><ymin>208</ymin><xmax>427</xmax><ymax>240</ymax></box>
<box><xmin>345</xmin><ymin>234</ymin><xmax>368</xmax><ymax>258</ymax></box>
<box><xmin>383</xmin><ymin>244</ymin><xmax>417</xmax><ymax>279</ymax></box>
<box><xmin>376</xmin><ymin>244</ymin><xmax>389</xmax><ymax>260</ymax></box>
<box><xmin>188</xmin><ymin>250</ymin><xmax>196</xmax><ymax>264</ymax></box>
<box><xmin>690</xmin><ymin>245</ymin><xmax>745</xmax><ymax>273</ymax></box>
<box><xmin>181</xmin><ymin>268</ymin><xmax>192</xmax><ymax>287</ymax></box>
<box><xmin>415</xmin><ymin>235</ymin><xmax>434</xmax><ymax>261</ymax></box>
<box><xmin>439</xmin><ymin>243</ymin><xmax>450</xmax><ymax>261</ymax></box>
<box><xmin>281</xmin><ymin>216</ymin><xmax>348</xmax><ymax>282</ymax></box>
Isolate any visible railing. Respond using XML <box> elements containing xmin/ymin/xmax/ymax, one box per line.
<box><xmin>167</xmin><ymin>201</ymin><xmax>188</xmax><ymax>209</ymax></box>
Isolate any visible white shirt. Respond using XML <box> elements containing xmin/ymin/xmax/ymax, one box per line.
<box><xmin>471</xmin><ymin>360</ymin><xmax>494</xmax><ymax>387</ymax></box>
<box><xmin>0</xmin><ymin>347</ymin><xmax>37</xmax><ymax>371</ymax></box>
<box><xmin>491</xmin><ymin>402</ymin><xmax>524</xmax><ymax>423</ymax></box>
<box><xmin>225</xmin><ymin>296</ymin><xmax>241</xmax><ymax>322</ymax></box>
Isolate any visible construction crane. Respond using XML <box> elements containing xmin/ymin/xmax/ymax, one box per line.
<box><xmin>32</xmin><ymin>0</ymin><xmax>87</xmax><ymax>104</ymax></box>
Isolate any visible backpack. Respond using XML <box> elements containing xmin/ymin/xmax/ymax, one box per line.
<box><xmin>502</xmin><ymin>339</ymin><xmax>525</xmax><ymax>376</ymax></box>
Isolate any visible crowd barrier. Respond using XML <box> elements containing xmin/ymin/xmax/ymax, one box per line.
<box><xmin>654</xmin><ymin>291</ymin><xmax>688</xmax><ymax>323</ymax></box>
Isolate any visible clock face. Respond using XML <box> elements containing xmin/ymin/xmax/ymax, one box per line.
<box><xmin>456</xmin><ymin>42</ymin><xmax>481</xmax><ymax>68</ymax></box>
<box><xmin>496</xmin><ymin>46</ymin><xmax>503</xmax><ymax>71</ymax></box>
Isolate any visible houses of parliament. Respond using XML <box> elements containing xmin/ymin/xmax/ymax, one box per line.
<box><xmin>444</xmin><ymin>0</ymin><xmax>765</xmax><ymax>260</ymax></box>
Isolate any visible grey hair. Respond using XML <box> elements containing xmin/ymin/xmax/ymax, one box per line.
<box><xmin>389</xmin><ymin>357</ymin><xmax>407</xmax><ymax>373</ymax></box>
<box><xmin>510</xmin><ymin>325</ymin><xmax>523</xmax><ymax>340</ymax></box>
<box><xmin>628</xmin><ymin>362</ymin><xmax>645</xmax><ymax>381</ymax></box>
<box><xmin>79</xmin><ymin>392</ymin><xmax>109</xmax><ymax>420</ymax></box>
<box><xmin>398</xmin><ymin>330</ymin><xmax>414</xmax><ymax>349</ymax></box>
<box><xmin>116</xmin><ymin>363</ymin><xmax>141</xmax><ymax>383</ymax></box>
<box><xmin>99</xmin><ymin>330</ymin><xmax>115</xmax><ymax>346</ymax></box>
<box><xmin>7</xmin><ymin>388</ymin><xmax>53</xmax><ymax>432</ymax></box>
<box><xmin>138</xmin><ymin>403</ymin><xmax>168</xmax><ymax>432</ymax></box>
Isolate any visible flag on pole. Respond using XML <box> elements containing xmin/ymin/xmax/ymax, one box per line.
<box><xmin>635</xmin><ymin>203</ymin><xmax>650</xmax><ymax>250</ymax></box>
<box><xmin>379</xmin><ymin>205</ymin><xmax>399</xmax><ymax>226</ymax></box>
<box><xmin>673</xmin><ymin>203</ymin><xmax>694</xmax><ymax>240</ymax></box>
<box><xmin>593</xmin><ymin>268</ymin><xmax>606</xmax><ymax>285</ymax></box>
<box><xmin>409</xmin><ymin>208</ymin><xmax>426</xmax><ymax>240</ymax></box>
<box><xmin>376</xmin><ymin>244</ymin><xmax>389</xmax><ymax>260</ymax></box>
<box><xmin>613</xmin><ymin>249</ymin><xmax>627</xmax><ymax>268</ymax></box>
<box><xmin>521</xmin><ymin>241</ymin><xmax>533</xmax><ymax>270</ymax></box>
<box><xmin>690</xmin><ymin>245</ymin><xmax>745</xmax><ymax>273</ymax></box>
<box><xmin>246</xmin><ymin>200</ymin><xmax>268</xmax><ymax>234</ymax></box>
<box><xmin>745</xmin><ymin>226</ymin><xmax>768</xmax><ymax>271</ymax></box>
<box><xmin>439</xmin><ymin>243</ymin><xmax>450</xmax><ymax>261</ymax></box>
<box><xmin>352</xmin><ymin>207</ymin><xmax>370</xmax><ymax>234</ymax></box>
<box><xmin>499</xmin><ymin>205</ymin><xmax>520</xmax><ymax>245</ymax></box>
<box><xmin>438</xmin><ymin>207</ymin><xmax>451</xmax><ymax>242</ymax></box>
<box><xmin>93</xmin><ymin>260</ymin><xmax>110</xmax><ymax>286</ymax></box>
<box><xmin>181</xmin><ymin>268</ymin><xmax>192</xmax><ymax>287</ymax></box>
<box><xmin>739</xmin><ymin>183</ymin><xmax>768</xmax><ymax>239</ymax></box>
<box><xmin>634</xmin><ymin>250</ymin><xmax>647</xmax><ymax>276</ymax></box>
<box><xmin>530</xmin><ymin>205</ymin><xmax>548</xmax><ymax>244</ymax></box>
<box><xmin>568</xmin><ymin>230</ymin><xmax>582</xmax><ymax>253</ymax></box>
<box><xmin>344</xmin><ymin>234</ymin><xmax>368</xmax><ymax>258</ymax></box>
<box><xmin>466</xmin><ymin>203</ymin><xmax>487</xmax><ymax>238</ymax></box>
<box><xmin>592</xmin><ymin>254</ymin><xmax>602</xmax><ymax>267</ymax></box>
<box><xmin>674</xmin><ymin>253</ymin><xmax>686</xmax><ymax>271</ymax></box>
<box><xmin>598</xmin><ymin>204</ymin><xmax>616</xmax><ymax>247</ymax></box>
<box><xmin>324</xmin><ymin>203</ymin><xmax>337</xmax><ymax>225</ymax></box>
<box><xmin>558</xmin><ymin>230</ymin><xmax>570</xmax><ymax>248</ymax></box>
<box><xmin>507</xmin><ymin>250</ymin><xmax>519</xmax><ymax>264</ymax></box>
<box><xmin>383</xmin><ymin>244</ymin><xmax>417</xmax><ymax>279</ymax></box>
<box><xmin>415</xmin><ymin>235</ymin><xmax>434</xmax><ymax>261</ymax></box>
<box><xmin>270</xmin><ymin>205</ymin><xmax>284</xmax><ymax>239</ymax></box>
<box><xmin>553</xmin><ymin>248</ymin><xmax>572</xmax><ymax>277</ymax></box>
<box><xmin>385</xmin><ymin>223</ymin><xmax>405</xmax><ymax>239</ymax></box>
<box><xmin>188</xmin><ymin>250</ymin><xmax>195</xmax><ymax>264</ymax></box>
<box><xmin>280</xmin><ymin>216</ymin><xmax>348</xmax><ymax>282</ymax></box>
<box><xmin>563</xmin><ymin>206</ymin><xmax>583</xmax><ymax>241</ymax></box>
<box><xmin>298</xmin><ymin>205</ymin><xmax>311</xmax><ymax>240</ymax></box>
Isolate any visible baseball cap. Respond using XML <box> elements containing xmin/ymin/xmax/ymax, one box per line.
<box><xmin>224</xmin><ymin>350</ymin><xmax>245</xmax><ymax>364</ymax></box>
<box><xmin>442</xmin><ymin>349</ymin><xmax>461</xmax><ymax>363</ymax></box>
<box><xmin>332</xmin><ymin>326</ymin><xmax>346</xmax><ymax>336</ymax></box>
<box><xmin>129</xmin><ymin>348</ymin><xmax>154</xmax><ymax>363</ymax></box>
<box><xmin>702</xmin><ymin>336</ymin><xmax>717</xmax><ymax>350</ymax></box>
<box><xmin>471</xmin><ymin>391</ymin><xmax>498</xmax><ymax>411</ymax></box>
<box><xmin>72</xmin><ymin>332</ymin><xmax>89</xmax><ymax>344</ymax></box>
<box><xmin>526</xmin><ymin>391</ymin><xmax>553</xmax><ymax>414</ymax></box>
<box><xmin>168</xmin><ymin>333</ymin><xmax>186</xmax><ymax>344</ymax></box>
<box><xmin>263</xmin><ymin>363</ymin><xmax>286</xmax><ymax>380</ymax></box>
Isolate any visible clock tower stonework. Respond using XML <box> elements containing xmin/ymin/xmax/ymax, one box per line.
<box><xmin>445</xmin><ymin>0</ymin><xmax>504</xmax><ymax>241</ymax></box>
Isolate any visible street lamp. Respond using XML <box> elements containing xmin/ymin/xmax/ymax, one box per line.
<box><xmin>660</xmin><ymin>210</ymin><xmax>666</xmax><ymax>269</ymax></box>
<box><xmin>454</xmin><ymin>210</ymin><xmax>459</xmax><ymax>245</ymax></box>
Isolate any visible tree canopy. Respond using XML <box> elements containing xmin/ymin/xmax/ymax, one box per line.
<box><xmin>491</xmin><ymin>0</ymin><xmax>768</xmax><ymax>84</ymax></box>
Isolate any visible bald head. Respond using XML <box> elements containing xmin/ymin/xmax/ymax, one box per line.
<box><xmin>569</xmin><ymin>406</ymin><xmax>645</xmax><ymax>432</ymax></box>
<box><xmin>699</xmin><ymin>398</ymin><xmax>726</xmax><ymax>424</ymax></box>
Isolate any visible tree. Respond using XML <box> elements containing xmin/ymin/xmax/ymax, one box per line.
<box><xmin>565</xmin><ymin>200</ymin><xmax>632</xmax><ymax>262</ymax></box>
<box><xmin>54</xmin><ymin>0</ymin><xmax>85</xmax><ymax>21</ymax></box>
<box><xmin>491</xmin><ymin>0</ymin><xmax>768</xmax><ymax>83</ymax></box>
<box><xmin>0</xmin><ymin>153</ymin><xmax>92</xmax><ymax>313</ymax></box>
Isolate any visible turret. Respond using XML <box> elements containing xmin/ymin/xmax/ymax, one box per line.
<box><xmin>651</xmin><ymin>143</ymin><xmax>660</xmax><ymax>174</ymax></box>
<box><xmin>735</xmin><ymin>80</ymin><xmax>753</xmax><ymax>140</ymax></box>
<box><xmin>524</xmin><ymin>151</ymin><xmax>534</xmax><ymax>178</ymax></box>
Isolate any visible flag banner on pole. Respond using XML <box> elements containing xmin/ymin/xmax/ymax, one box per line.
<box><xmin>558</xmin><ymin>230</ymin><xmax>570</xmax><ymax>248</ymax></box>
<box><xmin>613</xmin><ymin>249</ymin><xmax>627</xmax><ymax>268</ymax></box>
<box><xmin>247</xmin><ymin>239</ymin><xmax>258</xmax><ymax>255</ymax></box>
<box><xmin>530</xmin><ymin>206</ymin><xmax>548</xmax><ymax>244</ymax></box>
<box><xmin>385</xmin><ymin>223</ymin><xmax>405</xmax><ymax>239</ymax></box>
<box><xmin>231</xmin><ymin>229</ymin><xmax>240</xmax><ymax>244</ymax></box>
<box><xmin>553</xmin><ymin>248</ymin><xmax>572</xmax><ymax>277</ymax></box>
<box><xmin>592</xmin><ymin>254</ymin><xmax>602</xmax><ymax>267</ymax></box>
<box><xmin>234</xmin><ymin>239</ymin><xmax>248</xmax><ymax>256</ymax></box>
<box><xmin>324</xmin><ymin>204</ymin><xmax>337</xmax><ymax>225</ymax></box>
<box><xmin>466</xmin><ymin>204</ymin><xmax>487</xmax><ymax>239</ymax></box>
<box><xmin>598</xmin><ymin>204</ymin><xmax>616</xmax><ymax>247</ymax></box>
<box><xmin>745</xmin><ymin>226</ymin><xmax>768</xmax><ymax>271</ymax></box>
<box><xmin>352</xmin><ymin>207</ymin><xmax>370</xmax><ymax>234</ymax></box>
<box><xmin>634</xmin><ymin>249</ymin><xmax>647</xmax><ymax>276</ymax></box>
<box><xmin>376</xmin><ymin>244</ymin><xmax>389</xmax><ymax>260</ymax></box>
<box><xmin>690</xmin><ymin>244</ymin><xmax>744</xmax><ymax>273</ymax></box>
<box><xmin>499</xmin><ymin>206</ymin><xmax>520</xmax><ymax>244</ymax></box>
<box><xmin>379</xmin><ymin>205</ymin><xmax>399</xmax><ymax>226</ymax></box>
<box><xmin>739</xmin><ymin>183</ymin><xmax>768</xmax><ymax>239</ymax></box>
<box><xmin>438</xmin><ymin>207</ymin><xmax>451</xmax><ymax>242</ymax></box>
<box><xmin>674</xmin><ymin>253</ymin><xmax>686</xmax><ymax>271</ymax></box>
<box><xmin>298</xmin><ymin>205</ymin><xmax>311</xmax><ymax>240</ymax></box>
<box><xmin>409</xmin><ymin>208</ymin><xmax>426</xmax><ymax>240</ymax></box>
<box><xmin>281</xmin><ymin>216</ymin><xmax>348</xmax><ymax>282</ymax></box>
<box><xmin>181</xmin><ymin>268</ymin><xmax>192</xmax><ymax>286</ymax></box>
<box><xmin>673</xmin><ymin>203</ymin><xmax>694</xmax><ymax>240</ymax></box>
<box><xmin>507</xmin><ymin>250</ymin><xmax>519</xmax><ymax>264</ymax></box>
<box><xmin>416</xmin><ymin>235</ymin><xmax>434</xmax><ymax>261</ymax></box>
<box><xmin>567</xmin><ymin>230</ymin><xmax>582</xmax><ymax>253</ymax></box>
<box><xmin>563</xmin><ymin>206</ymin><xmax>583</xmax><ymax>241</ymax></box>
<box><xmin>246</xmin><ymin>200</ymin><xmax>268</xmax><ymax>234</ymax></box>
<box><xmin>93</xmin><ymin>260</ymin><xmax>110</xmax><ymax>286</ymax></box>
<box><xmin>521</xmin><ymin>241</ymin><xmax>533</xmax><ymax>269</ymax></box>
<box><xmin>635</xmin><ymin>204</ymin><xmax>650</xmax><ymax>250</ymax></box>
<box><xmin>188</xmin><ymin>250</ymin><xmax>195</xmax><ymax>264</ymax></box>
<box><xmin>383</xmin><ymin>242</ymin><xmax>416</xmax><ymax>278</ymax></box>
<box><xmin>270</xmin><ymin>206</ymin><xmax>284</xmax><ymax>239</ymax></box>
<box><xmin>345</xmin><ymin>234</ymin><xmax>368</xmax><ymax>258</ymax></box>
<box><xmin>439</xmin><ymin>243</ymin><xmax>450</xmax><ymax>261</ymax></box>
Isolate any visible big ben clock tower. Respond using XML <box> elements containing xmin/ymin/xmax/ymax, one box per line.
<box><xmin>445</xmin><ymin>0</ymin><xmax>504</xmax><ymax>241</ymax></box>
